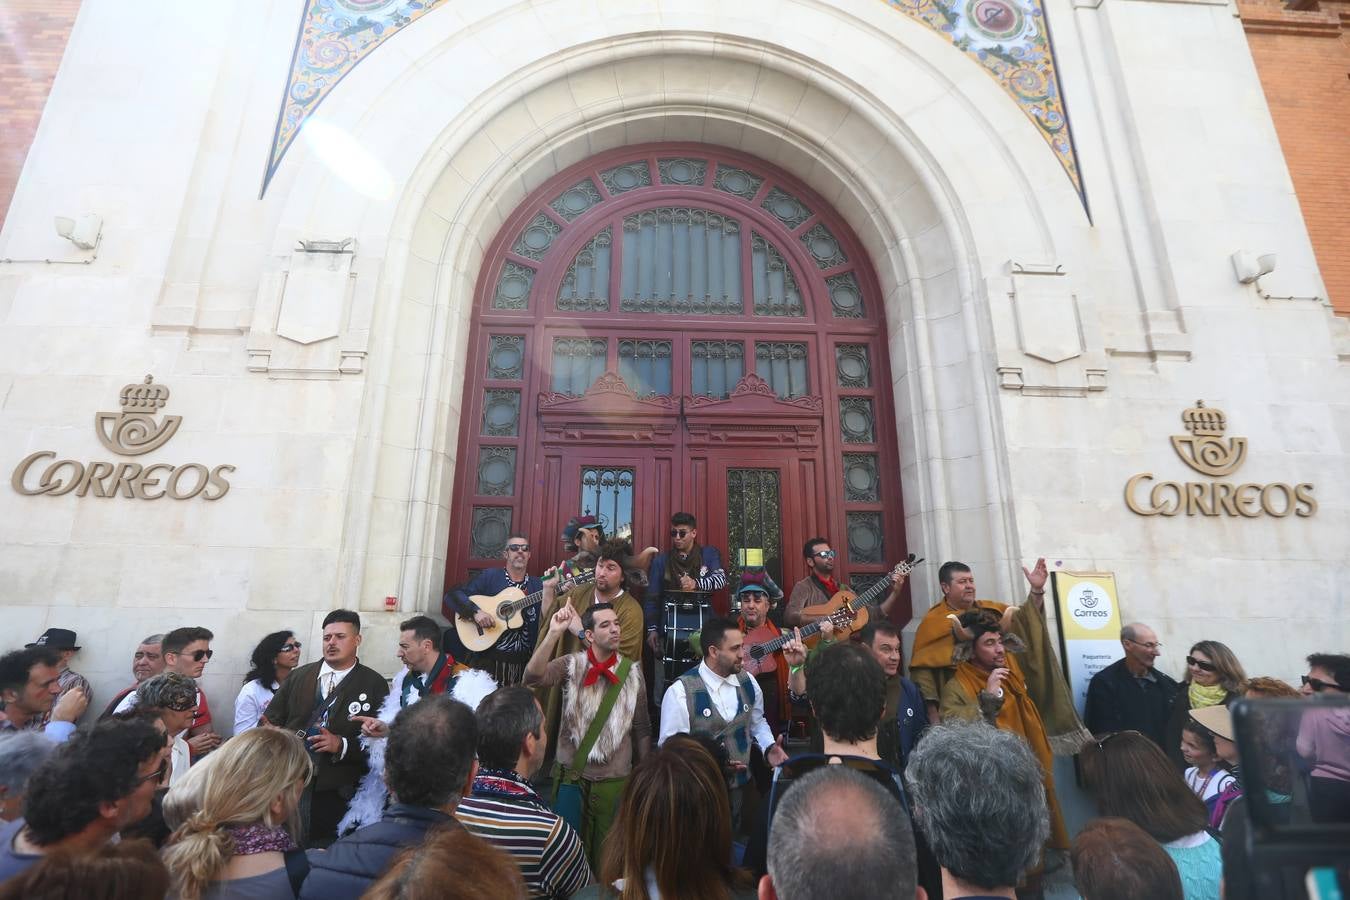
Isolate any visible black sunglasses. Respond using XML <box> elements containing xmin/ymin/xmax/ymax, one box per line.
<box><xmin>280</xmin><ymin>642</ymin><xmax>302</xmax><ymax>652</ymax></box>
<box><xmin>505</xmin><ymin>543</ymin><xmax>530</xmax><ymax>552</ymax></box>
<box><xmin>813</xmin><ymin>549</ymin><xmax>836</xmax><ymax>559</ymax></box>
<box><xmin>1186</xmin><ymin>656</ymin><xmax>1217</xmax><ymax>672</ymax></box>
<box><xmin>188</xmin><ymin>649</ymin><xmax>214</xmax><ymax>662</ymax></box>
<box><xmin>669</xmin><ymin>529</ymin><xmax>693</xmax><ymax>538</ymax></box>
<box><xmin>1302</xmin><ymin>675</ymin><xmax>1340</xmax><ymax>693</ymax></box>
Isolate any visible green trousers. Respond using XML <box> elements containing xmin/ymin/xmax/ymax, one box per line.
<box><xmin>554</xmin><ymin>766</ymin><xmax>627</xmax><ymax>871</ymax></box>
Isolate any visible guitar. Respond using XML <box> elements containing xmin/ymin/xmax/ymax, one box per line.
<box><xmin>750</xmin><ymin>554</ymin><xmax>925</xmax><ymax>660</ymax></box>
<box><xmin>454</xmin><ymin>570</ymin><xmax>595</xmax><ymax>653</ymax></box>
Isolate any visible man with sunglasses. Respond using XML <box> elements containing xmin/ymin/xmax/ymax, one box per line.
<box><xmin>1083</xmin><ymin>622</ymin><xmax>1179</xmax><ymax>748</ymax></box>
<box><xmin>1297</xmin><ymin>653</ymin><xmax>1350</xmax><ymax>824</ymax></box>
<box><xmin>643</xmin><ymin>512</ymin><xmax>727</xmax><ymax>653</ymax></box>
<box><xmin>783</xmin><ymin>537</ymin><xmax>903</xmax><ymax>628</ymax></box>
<box><xmin>443</xmin><ymin>531</ymin><xmax>544</xmax><ymax>685</ymax></box>
<box><xmin>99</xmin><ymin>634</ymin><xmax>165</xmax><ymax>720</ymax></box>
<box><xmin>114</xmin><ymin>626</ymin><xmax>220</xmax><ymax>758</ymax></box>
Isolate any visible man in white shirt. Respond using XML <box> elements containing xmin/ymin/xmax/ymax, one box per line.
<box><xmin>658</xmin><ymin>616</ymin><xmax>787</xmax><ymax>832</ymax></box>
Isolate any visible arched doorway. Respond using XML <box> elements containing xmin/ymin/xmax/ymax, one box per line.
<box><xmin>446</xmin><ymin>143</ymin><xmax>908</xmax><ymax>616</ymax></box>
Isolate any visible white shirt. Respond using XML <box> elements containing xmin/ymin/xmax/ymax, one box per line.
<box><xmin>233</xmin><ymin>679</ymin><xmax>279</xmax><ymax>735</ymax></box>
<box><xmin>657</xmin><ymin>661</ymin><xmax>776</xmax><ymax>752</ymax></box>
<box><xmin>318</xmin><ymin>661</ymin><xmax>355</xmax><ymax>699</ymax></box>
<box><xmin>168</xmin><ymin>734</ymin><xmax>191</xmax><ymax>786</ymax></box>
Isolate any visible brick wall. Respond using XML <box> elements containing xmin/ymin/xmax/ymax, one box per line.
<box><xmin>1239</xmin><ymin>0</ymin><xmax>1350</xmax><ymax>314</ymax></box>
<box><xmin>0</xmin><ymin>0</ymin><xmax>83</xmax><ymax>232</ymax></box>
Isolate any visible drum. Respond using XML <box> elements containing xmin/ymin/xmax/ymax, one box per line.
<box><xmin>662</xmin><ymin>597</ymin><xmax>711</xmax><ymax>687</ymax></box>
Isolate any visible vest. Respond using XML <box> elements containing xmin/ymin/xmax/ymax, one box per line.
<box><xmin>680</xmin><ymin>669</ymin><xmax>756</xmax><ymax>787</ymax></box>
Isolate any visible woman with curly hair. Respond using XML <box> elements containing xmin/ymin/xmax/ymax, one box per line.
<box><xmin>1164</xmin><ymin>640</ymin><xmax>1246</xmax><ymax>770</ymax></box>
<box><xmin>161</xmin><ymin>728</ymin><xmax>312</xmax><ymax>900</ymax></box>
<box><xmin>233</xmin><ymin>630</ymin><xmax>302</xmax><ymax>734</ymax></box>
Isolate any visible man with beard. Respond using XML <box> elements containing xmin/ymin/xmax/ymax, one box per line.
<box><xmin>444</xmin><ymin>532</ymin><xmax>544</xmax><ymax>685</ymax></box>
<box><xmin>100</xmin><ymin>635</ymin><xmax>165</xmax><ymax>720</ymax></box>
<box><xmin>643</xmin><ymin>512</ymin><xmax>727</xmax><ymax>654</ymax></box>
<box><xmin>658</xmin><ymin>616</ymin><xmax>788</xmax><ymax>833</ymax></box>
<box><xmin>783</xmin><ymin>537</ymin><xmax>903</xmax><ymax>628</ymax></box>
<box><xmin>736</xmin><ymin>577</ymin><xmax>789</xmax><ymax>737</ymax></box>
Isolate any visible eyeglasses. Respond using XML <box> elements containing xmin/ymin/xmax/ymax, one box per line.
<box><xmin>188</xmin><ymin>649</ymin><xmax>214</xmax><ymax>662</ymax></box>
<box><xmin>812</xmin><ymin>550</ymin><xmax>836</xmax><ymax>559</ymax></box>
<box><xmin>1124</xmin><ymin>638</ymin><xmax>1162</xmax><ymax>651</ymax></box>
<box><xmin>1186</xmin><ymin>656</ymin><xmax>1217</xmax><ymax>672</ymax></box>
<box><xmin>505</xmin><ymin>544</ymin><xmax>530</xmax><ymax>552</ymax></box>
<box><xmin>669</xmin><ymin>529</ymin><xmax>693</xmax><ymax>538</ymax></box>
<box><xmin>1302</xmin><ymin>675</ymin><xmax>1339</xmax><ymax>693</ymax></box>
<box><xmin>280</xmin><ymin>642</ymin><xmax>302</xmax><ymax>652</ymax></box>
<box><xmin>138</xmin><ymin>759</ymin><xmax>169</xmax><ymax>786</ymax></box>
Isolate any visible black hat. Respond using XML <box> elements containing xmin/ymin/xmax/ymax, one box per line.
<box><xmin>27</xmin><ymin>628</ymin><xmax>80</xmax><ymax>651</ymax></box>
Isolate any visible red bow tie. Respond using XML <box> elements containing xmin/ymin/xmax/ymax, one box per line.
<box><xmin>582</xmin><ymin>646</ymin><xmax>620</xmax><ymax>687</ymax></box>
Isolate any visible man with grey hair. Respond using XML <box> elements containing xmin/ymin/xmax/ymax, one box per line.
<box><xmin>905</xmin><ymin>723</ymin><xmax>1049</xmax><ymax>899</ymax></box>
<box><xmin>100</xmin><ymin>634</ymin><xmax>166</xmax><ymax>720</ymax></box>
<box><xmin>1083</xmin><ymin>621</ymin><xmax>1178</xmax><ymax>747</ymax></box>
<box><xmin>134</xmin><ymin>671</ymin><xmax>199</xmax><ymax>784</ymax></box>
<box><xmin>0</xmin><ymin>732</ymin><xmax>55</xmax><ymax>821</ymax></box>
<box><xmin>759</xmin><ymin>765</ymin><xmax>923</xmax><ymax>900</ymax></box>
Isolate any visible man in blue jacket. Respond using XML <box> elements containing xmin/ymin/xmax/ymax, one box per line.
<box><xmin>443</xmin><ymin>531</ymin><xmax>544</xmax><ymax>685</ymax></box>
<box><xmin>856</xmin><ymin>620</ymin><xmax>928</xmax><ymax>772</ymax></box>
<box><xmin>300</xmin><ymin>696</ymin><xmax>481</xmax><ymax>900</ymax></box>
<box><xmin>643</xmin><ymin>511</ymin><xmax>726</xmax><ymax>653</ymax></box>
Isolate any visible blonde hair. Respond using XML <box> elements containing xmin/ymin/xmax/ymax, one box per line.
<box><xmin>1186</xmin><ymin>640</ymin><xmax>1247</xmax><ymax>694</ymax></box>
<box><xmin>162</xmin><ymin>729</ymin><xmax>312</xmax><ymax>900</ymax></box>
<box><xmin>162</xmin><ymin>750</ymin><xmax>217</xmax><ymax>832</ymax></box>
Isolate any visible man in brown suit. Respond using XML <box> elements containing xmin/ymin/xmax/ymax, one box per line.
<box><xmin>265</xmin><ymin>609</ymin><xmax>389</xmax><ymax>847</ymax></box>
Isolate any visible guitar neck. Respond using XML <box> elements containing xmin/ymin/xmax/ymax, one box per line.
<box><xmin>755</xmin><ymin>619</ymin><xmax>827</xmax><ymax>658</ymax></box>
<box><xmin>504</xmin><ymin>573</ymin><xmax>594</xmax><ymax>616</ymax></box>
<box><xmin>846</xmin><ymin>574</ymin><xmax>898</xmax><ymax>613</ymax></box>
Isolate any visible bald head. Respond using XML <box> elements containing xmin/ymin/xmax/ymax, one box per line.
<box><xmin>1120</xmin><ymin>622</ymin><xmax>1160</xmax><ymax>671</ymax></box>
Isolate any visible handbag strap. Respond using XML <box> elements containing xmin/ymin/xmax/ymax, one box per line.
<box><xmin>564</xmin><ymin>657</ymin><xmax>632</xmax><ymax>780</ymax></box>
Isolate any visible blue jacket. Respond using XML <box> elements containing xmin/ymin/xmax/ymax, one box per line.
<box><xmin>644</xmin><ymin>546</ymin><xmax>726</xmax><ymax>632</ymax></box>
<box><xmin>443</xmin><ymin>568</ymin><xmax>544</xmax><ymax>655</ymax></box>
<box><xmin>299</xmin><ymin>805</ymin><xmax>460</xmax><ymax>900</ymax></box>
<box><xmin>895</xmin><ymin>676</ymin><xmax>928</xmax><ymax>767</ymax></box>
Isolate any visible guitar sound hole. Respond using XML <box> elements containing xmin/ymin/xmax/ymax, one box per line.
<box><xmin>496</xmin><ymin>602</ymin><xmax>513</xmax><ymax>620</ymax></box>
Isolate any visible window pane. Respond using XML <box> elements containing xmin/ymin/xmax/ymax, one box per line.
<box><xmin>827</xmin><ymin>272</ymin><xmax>865</xmax><ymax>318</ymax></box>
<box><xmin>471</xmin><ymin>507</ymin><xmax>513</xmax><ymax>559</ymax></box>
<box><xmin>751</xmin><ymin>233</ymin><xmax>804</xmax><ymax>317</ymax></box>
<box><xmin>658</xmin><ymin>157</ymin><xmax>708</xmax><ymax>186</ymax></box>
<box><xmin>600</xmin><ymin>161</ymin><xmax>651</xmax><ymax>195</ymax></box>
<box><xmin>842</xmin><ymin>453</ymin><xmax>880</xmax><ymax>502</ymax></box>
<box><xmin>761</xmin><ymin>186</ymin><xmax>812</xmax><ymax>230</ymax></box>
<box><xmin>580</xmin><ymin>467</ymin><xmax>634</xmax><ymax>541</ymax></box>
<box><xmin>618</xmin><ymin>339</ymin><xmax>673</xmax><ymax>396</ymax></box>
<box><xmin>620</xmin><ymin>208</ymin><xmax>743</xmax><ymax>315</ymax></box>
<box><xmin>551</xmin><ymin>338</ymin><xmax>607</xmax><ymax>396</ymax></box>
<box><xmin>476</xmin><ymin>447</ymin><xmax>517</xmax><ymax>496</ymax></box>
<box><xmin>557</xmin><ymin>227</ymin><xmax>612</xmax><ymax>312</ymax></box>
<box><xmin>714</xmin><ymin>164</ymin><xmax>765</xmax><ymax>200</ymax></box>
<box><xmin>511</xmin><ymin>213</ymin><xmax>562</xmax><ymax>261</ymax></box>
<box><xmin>726</xmin><ymin>468</ymin><xmax>782</xmax><ymax>590</ymax></box>
<box><xmin>549</xmin><ymin>177</ymin><xmax>603</xmax><ymax>221</ymax></box>
<box><xmin>481</xmin><ymin>389</ymin><xmax>521</xmax><ymax>436</ymax></box>
<box><xmin>846</xmin><ymin>511</ymin><xmax>884</xmax><ymax>564</ymax></box>
<box><xmin>492</xmin><ymin>261</ymin><xmax>534</xmax><ymax>310</ymax></box>
<box><xmin>839</xmin><ymin>397</ymin><xmax>876</xmax><ymax>443</ymax></box>
<box><xmin>486</xmin><ymin>335</ymin><xmax>525</xmax><ymax>380</ymax></box>
<box><xmin>800</xmin><ymin>222</ymin><xmax>848</xmax><ymax>269</ymax></box>
<box><xmin>754</xmin><ymin>342</ymin><xmax>810</xmax><ymax>398</ymax></box>
<box><xmin>835</xmin><ymin>344</ymin><xmax>871</xmax><ymax>388</ymax></box>
<box><xmin>690</xmin><ymin>340</ymin><xmax>745</xmax><ymax>399</ymax></box>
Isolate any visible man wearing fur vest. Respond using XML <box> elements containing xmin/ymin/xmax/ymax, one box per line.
<box><xmin>524</xmin><ymin>601</ymin><xmax>649</xmax><ymax>869</ymax></box>
<box><xmin>340</xmin><ymin>615</ymin><xmax>497</xmax><ymax>835</ymax></box>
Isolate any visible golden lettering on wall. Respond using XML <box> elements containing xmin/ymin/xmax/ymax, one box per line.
<box><xmin>1124</xmin><ymin>401</ymin><xmax>1314</xmax><ymax>518</ymax></box>
<box><xmin>11</xmin><ymin>375</ymin><xmax>234</xmax><ymax>501</ymax></box>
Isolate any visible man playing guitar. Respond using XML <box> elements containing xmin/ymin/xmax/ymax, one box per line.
<box><xmin>784</xmin><ymin>537</ymin><xmax>905</xmax><ymax>628</ymax></box>
<box><xmin>443</xmin><ymin>532</ymin><xmax>542</xmax><ymax>686</ymax></box>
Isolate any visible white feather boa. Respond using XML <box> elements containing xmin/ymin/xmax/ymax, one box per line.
<box><xmin>338</xmin><ymin>665</ymin><xmax>497</xmax><ymax>834</ymax></box>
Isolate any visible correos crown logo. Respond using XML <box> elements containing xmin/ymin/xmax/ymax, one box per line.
<box><xmin>95</xmin><ymin>375</ymin><xmax>182</xmax><ymax>455</ymax></box>
<box><xmin>1068</xmin><ymin>584</ymin><xmax>1111</xmax><ymax>630</ymax></box>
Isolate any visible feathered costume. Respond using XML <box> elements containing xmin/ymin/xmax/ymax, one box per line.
<box><xmin>338</xmin><ymin>664</ymin><xmax>498</xmax><ymax>834</ymax></box>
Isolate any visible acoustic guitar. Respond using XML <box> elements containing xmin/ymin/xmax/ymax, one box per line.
<box><xmin>750</xmin><ymin>554</ymin><xmax>924</xmax><ymax>660</ymax></box>
<box><xmin>454</xmin><ymin>570</ymin><xmax>594</xmax><ymax>654</ymax></box>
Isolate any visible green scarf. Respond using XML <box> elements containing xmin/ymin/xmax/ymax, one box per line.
<box><xmin>1189</xmin><ymin>681</ymin><xmax>1228</xmax><ymax>709</ymax></box>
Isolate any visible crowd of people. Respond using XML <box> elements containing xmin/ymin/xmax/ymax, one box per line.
<box><xmin>0</xmin><ymin>513</ymin><xmax>1346</xmax><ymax>900</ymax></box>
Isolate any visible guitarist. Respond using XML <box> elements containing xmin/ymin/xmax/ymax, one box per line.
<box><xmin>442</xmin><ymin>533</ymin><xmax>542</xmax><ymax>686</ymax></box>
<box><xmin>736</xmin><ymin>576</ymin><xmax>789</xmax><ymax>737</ymax></box>
<box><xmin>784</xmin><ymin>537</ymin><xmax>905</xmax><ymax>628</ymax></box>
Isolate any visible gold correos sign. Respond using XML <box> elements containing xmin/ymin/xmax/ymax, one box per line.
<box><xmin>11</xmin><ymin>376</ymin><xmax>234</xmax><ymax>501</ymax></box>
<box><xmin>1124</xmin><ymin>401</ymin><xmax>1314</xmax><ymax>518</ymax></box>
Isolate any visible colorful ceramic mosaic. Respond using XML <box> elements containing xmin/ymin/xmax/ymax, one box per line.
<box><xmin>262</xmin><ymin>0</ymin><xmax>1085</xmax><ymax>210</ymax></box>
<box><xmin>883</xmin><ymin>0</ymin><xmax>1084</xmax><ymax>207</ymax></box>
<box><xmin>261</xmin><ymin>0</ymin><xmax>448</xmax><ymax>194</ymax></box>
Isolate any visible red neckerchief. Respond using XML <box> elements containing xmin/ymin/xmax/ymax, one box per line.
<box><xmin>582</xmin><ymin>646</ymin><xmax>620</xmax><ymax>687</ymax></box>
<box><xmin>815</xmin><ymin>573</ymin><xmax>840</xmax><ymax>596</ymax></box>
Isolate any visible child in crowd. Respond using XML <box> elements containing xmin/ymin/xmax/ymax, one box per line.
<box><xmin>1181</xmin><ymin>720</ymin><xmax>1236</xmax><ymax>823</ymax></box>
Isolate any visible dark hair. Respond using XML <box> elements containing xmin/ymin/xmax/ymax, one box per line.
<box><xmin>1180</xmin><ymin>719</ymin><xmax>1220</xmax><ymax>758</ymax></box>
<box><xmin>385</xmin><ymin>696</ymin><xmax>478</xmax><ymax>809</ymax></box>
<box><xmin>0</xmin><ymin>648</ymin><xmax>59</xmax><ymax>696</ymax></box>
<box><xmin>671</xmin><ymin>511</ymin><xmax>697</xmax><ymax>528</ymax></box>
<box><xmin>322</xmin><ymin>609</ymin><xmax>361</xmax><ymax>632</ymax></box>
<box><xmin>858</xmin><ymin>619</ymin><xmax>900</xmax><ymax>647</ymax></box>
<box><xmin>399</xmin><ymin>616</ymin><xmax>441</xmax><ymax>647</ymax></box>
<box><xmin>0</xmin><ymin>838</ymin><xmax>169</xmax><ymax>900</ymax></box>
<box><xmin>699</xmin><ymin>617</ymin><xmax>740</xmax><ymax>659</ymax></box>
<box><xmin>475</xmin><ymin>687</ymin><xmax>543</xmax><ymax>771</ymax></box>
<box><xmin>243</xmin><ymin>631</ymin><xmax>295</xmax><ymax>686</ymax></box>
<box><xmin>161</xmin><ymin>627</ymin><xmax>213</xmax><ymax>657</ymax></box>
<box><xmin>595</xmin><ymin>538</ymin><xmax>632</xmax><ymax>568</ymax></box>
<box><xmin>1071</xmin><ymin>817</ymin><xmax>1183</xmax><ymax>900</ymax></box>
<box><xmin>768</xmin><ymin>766</ymin><xmax>916</xmax><ymax>900</ymax></box>
<box><xmin>1079</xmin><ymin>731</ymin><xmax>1208</xmax><ymax>843</ymax></box>
<box><xmin>938</xmin><ymin>561</ymin><xmax>971</xmax><ymax>585</ymax></box>
<box><xmin>802</xmin><ymin>537</ymin><xmax>829</xmax><ymax>560</ymax></box>
<box><xmin>23</xmin><ymin>718</ymin><xmax>165</xmax><ymax>845</ymax></box>
<box><xmin>363</xmin><ymin>827</ymin><xmax>526</xmax><ymax>900</ymax></box>
<box><xmin>581</xmin><ymin>602</ymin><xmax>616</xmax><ymax>634</ymax></box>
<box><xmin>1307</xmin><ymin>653</ymin><xmax>1350</xmax><ymax>691</ymax></box>
<box><xmin>805</xmin><ymin>642</ymin><xmax>886</xmax><ymax>743</ymax></box>
<box><xmin>958</xmin><ymin>608</ymin><xmax>1004</xmax><ymax>643</ymax></box>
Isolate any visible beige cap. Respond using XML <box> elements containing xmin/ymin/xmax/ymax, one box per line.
<box><xmin>1190</xmin><ymin>704</ymin><xmax>1234</xmax><ymax>742</ymax></box>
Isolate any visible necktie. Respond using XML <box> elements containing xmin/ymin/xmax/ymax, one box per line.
<box><xmin>323</xmin><ymin>672</ymin><xmax>335</xmax><ymax>699</ymax></box>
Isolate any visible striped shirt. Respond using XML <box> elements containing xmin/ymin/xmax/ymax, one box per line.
<box><xmin>455</xmin><ymin>770</ymin><xmax>593</xmax><ymax>899</ymax></box>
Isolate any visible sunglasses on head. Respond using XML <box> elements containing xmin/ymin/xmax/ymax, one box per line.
<box><xmin>505</xmin><ymin>543</ymin><xmax>530</xmax><ymax>552</ymax></box>
<box><xmin>669</xmin><ymin>529</ymin><xmax>692</xmax><ymax>538</ymax></box>
<box><xmin>813</xmin><ymin>549</ymin><xmax>836</xmax><ymax>559</ymax></box>
<box><xmin>164</xmin><ymin>698</ymin><xmax>196</xmax><ymax>712</ymax></box>
<box><xmin>280</xmin><ymin>642</ymin><xmax>302</xmax><ymax>652</ymax></box>
<box><xmin>1302</xmin><ymin>675</ymin><xmax>1340</xmax><ymax>693</ymax></box>
<box><xmin>1186</xmin><ymin>656</ymin><xmax>1217</xmax><ymax>672</ymax></box>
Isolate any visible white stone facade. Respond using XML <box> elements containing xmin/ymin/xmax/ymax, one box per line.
<box><xmin>0</xmin><ymin>0</ymin><xmax>1345</xmax><ymax>727</ymax></box>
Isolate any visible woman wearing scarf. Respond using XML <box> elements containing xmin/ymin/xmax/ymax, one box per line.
<box><xmin>1164</xmin><ymin>640</ymin><xmax>1247</xmax><ymax>771</ymax></box>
